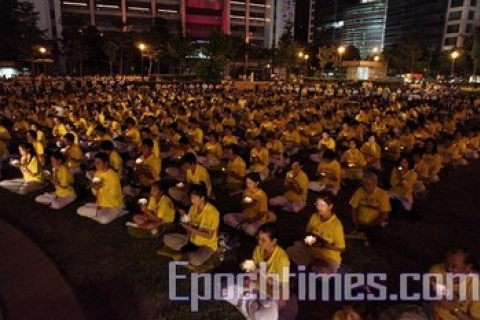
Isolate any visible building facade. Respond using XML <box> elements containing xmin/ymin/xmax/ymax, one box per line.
<box><xmin>443</xmin><ymin>0</ymin><xmax>480</xmax><ymax>51</ymax></box>
<box><xmin>311</xmin><ymin>0</ymin><xmax>345</xmax><ymax>46</ymax></box>
<box><xmin>384</xmin><ymin>0</ymin><xmax>447</xmax><ymax>49</ymax></box>
<box><xmin>341</xmin><ymin>0</ymin><xmax>387</xmax><ymax>58</ymax></box>
<box><xmin>38</xmin><ymin>0</ymin><xmax>290</xmax><ymax>48</ymax></box>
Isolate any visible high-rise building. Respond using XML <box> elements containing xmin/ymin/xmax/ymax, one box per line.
<box><xmin>341</xmin><ymin>0</ymin><xmax>387</xmax><ymax>58</ymax></box>
<box><xmin>442</xmin><ymin>0</ymin><xmax>480</xmax><ymax>51</ymax></box>
<box><xmin>311</xmin><ymin>0</ymin><xmax>345</xmax><ymax>46</ymax></box>
<box><xmin>384</xmin><ymin>0</ymin><xmax>447</xmax><ymax>49</ymax></box>
<box><xmin>38</xmin><ymin>0</ymin><xmax>291</xmax><ymax>48</ymax></box>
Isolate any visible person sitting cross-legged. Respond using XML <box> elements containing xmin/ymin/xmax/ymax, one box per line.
<box><xmin>269</xmin><ymin>158</ymin><xmax>309</xmax><ymax>213</ymax></box>
<box><xmin>309</xmin><ymin>149</ymin><xmax>341</xmax><ymax>196</ymax></box>
<box><xmin>162</xmin><ymin>183</ymin><xmax>220</xmax><ymax>267</ymax></box>
<box><xmin>224</xmin><ymin>172</ymin><xmax>276</xmax><ymax>236</ymax></box>
<box><xmin>77</xmin><ymin>152</ymin><xmax>126</xmax><ymax>224</ymax></box>
<box><xmin>0</xmin><ymin>143</ymin><xmax>45</xmax><ymax>195</ymax></box>
<box><xmin>169</xmin><ymin>152</ymin><xmax>212</xmax><ymax>206</ymax></box>
<box><xmin>127</xmin><ymin>181</ymin><xmax>175</xmax><ymax>236</ymax></box>
<box><xmin>429</xmin><ymin>247</ymin><xmax>480</xmax><ymax>320</ymax></box>
<box><xmin>223</xmin><ymin>145</ymin><xmax>247</xmax><ymax>194</ymax></box>
<box><xmin>287</xmin><ymin>192</ymin><xmax>345</xmax><ymax>274</ymax></box>
<box><xmin>35</xmin><ymin>152</ymin><xmax>77</xmax><ymax>209</ymax></box>
<box><xmin>347</xmin><ymin>171</ymin><xmax>391</xmax><ymax>246</ymax></box>
<box><xmin>122</xmin><ymin>138</ymin><xmax>161</xmax><ymax>199</ymax></box>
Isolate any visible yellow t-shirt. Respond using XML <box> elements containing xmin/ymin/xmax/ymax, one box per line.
<box><xmin>147</xmin><ymin>195</ymin><xmax>175</xmax><ymax>223</ymax></box>
<box><xmin>349</xmin><ymin>187</ymin><xmax>391</xmax><ymax>225</ymax></box>
<box><xmin>53</xmin><ymin>124</ymin><xmax>67</xmax><ymax>137</ymax></box>
<box><xmin>318</xmin><ymin>137</ymin><xmax>336</xmax><ymax>151</ymax></box>
<box><xmin>282</xmin><ymin>130</ymin><xmax>301</xmax><ymax>145</ymax></box>
<box><xmin>423</xmin><ymin>153</ymin><xmax>442</xmax><ymax>175</ymax></box>
<box><xmin>189</xmin><ymin>202</ymin><xmax>220</xmax><ymax>251</ymax></box>
<box><xmin>0</xmin><ymin>126</ymin><xmax>11</xmax><ymax>140</ymax></box>
<box><xmin>390</xmin><ymin>168</ymin><xmax>417</xmax><ymax>197</ymax></box>
<box><xmin>415</xmin><ymin>159</ymin><xmax>430</xmax><ymax>180</ymax></box>
<box><xmin>429</xmin><ymin>263</ymin><xmax>480</xmax><ymax>320</ymax></box>
<box><xmin>341</xmin><ymin>149</ymin><xmax>367</xmax><ymax>167</ymax></box>
<box><xmin>142</xmin><ymin>154</ymin><xmax>161</xmax><ymax>181</ymax></box>
<box><xmin>226</xmin><ymin>156</ymin><xmax>246</xmax><ymax>185</ymax></box>
<box><xmin>21</xmin><ymin>156</ymin><xmax>43</xmax><ymax>182</ymax></box>
<box><xmin>189</xmin><ymin>128</ymin><xmax>204</xmax><ymax>145</ymax></box>
<box><xmin>66</xmin><ymin>144</ymin><xmax>83</xmax><ymax>169</ymax></box>
<box><xmin>266</xmin><ymin>140</ymin><xmax>284</xmax><ymax>160</ymax></box>
<box><xmin>109</xmin><ymin>151</ymin><xmax>123</xmax><ymax>175</ymax></box>
<box><xmin>306</xmin><ymin>214</ymin><xmax>345</xmax><ymax>265</ymax></box>
<box><xmin>243</xmin><ymin>188</ymin><xmax>268</xmax><ymax>221</ymax></box>
<box><xmin>187</xmin><ymin>164</ymin><xmax>212</xmax><ymax>196</ymax></box>
<box><xmin>0</xmin><ymin>141</ymin><xmax>8</xmax><ymax>158</ymax></box>
<box><xmin>54</xmin><ymin>165</ymin><xmax>75</xmax><ymax>197</ymax></box>
<box><xmin>125</xmin><ymin>127</ymin><xmax>141</xmax><ymax>145</ymax></box>
<box><xmin>250</xmin><ymin>147</ymin><xmax>270</xmax><ymax>172</ymax></box>
<box><xmin>92</xmin><ymin>169</ymin><xmax>124</xmax><ymax>208</ymax></box>
<box><xmin>284</xmin><ymin>170</ymin><xmax>309</xmax><ymax>202</ymax></box>
<box><xmin>222</xmin><ymin>135</ymin><xmax>238</xmax><ymax>146</ymax></box>
<box><xmin>317</xmin><ymin>160</ymin><xmax>341</xmax><ymax>188</ymax></box>
<box><xmin>252</xmin><ymin>245</ymin><xmax>290</xmax><ymax>285</ymax></box>
<box><xmin>204</xmin><ymin>141</ymin><xmax>223</xmax><ymax>159</ymax></box>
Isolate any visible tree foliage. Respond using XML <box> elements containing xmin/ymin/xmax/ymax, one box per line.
<box><xmin>274</xmin><ymin>21</ymin><xmax>301</xmax><ymax>79</ymax></box>
<box><xmin>0</xmin><ymin>0</ymin><xmax>46</xmax><ymax>61</ymax></box>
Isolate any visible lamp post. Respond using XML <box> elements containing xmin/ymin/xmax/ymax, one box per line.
<box><xmin>450</xmin><ymin>51</ymin><xmax>459</xmax><ymax>78</ymax></box>
<box><xmin>304</xmin><ymin>54</ymin><xmax>309</xmax><ymax>77</ymax></box>
<box><xmin>338</xmin><ymin>46</ymin><xmax>346</xmax><ymax>77</ymax></box>
<box><xmin>137</xmin><ymin>43</ymin><xmax>147</xmax><ymax>76</ymax></box>
<box><xmin>374</xmin><ymin>55</ymin><xmax>380</xmax><ymax>62</ymax></box>
<box><xmin>39</xmin><ymin>47</ymin><xmax>47</xmax><ymax>74</ymax></box>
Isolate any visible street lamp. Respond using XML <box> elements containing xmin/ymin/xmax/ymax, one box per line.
<box><xmin>450</xmin><ymin>51</ymin><xmax>460</xmax><ymax>78</ymax></box>
<box><xmin>137</xmin><ymin>43</ymin><xmax>147</xmax><ymax>76</ymax></box>
<box><xmin>39</xmin><ymin>47</ymin><xmax>47</xmax><ymax>74</ymax></box>
<box><xmin>374</xmin><ymin>55</ymin><xmax>380</xmax><ymax>62</ymax></box>
<box><xmin>338</xmin><ymin>46</ymin><xmax>346</xmax><ymax>77</ymax></box>
<box><xmin>298</xmin><ymin>52</ymin><xmax>304</xmax><ymax>58</ymax></box>
<box><xmin>372</xmin><ymin>47</ymin><xmax>379</xmax><ymax>54</ymax></box>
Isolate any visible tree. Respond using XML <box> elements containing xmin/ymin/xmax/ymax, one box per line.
<box><xmin>343</xmin><ymin>45</ymin><xmax>361</xmax><ymax>61</ymax></box>
<box><xmin>193</xmin><ymin>30</ymin><xmax>238</xmax><ymax>82</ymax></box>
<box><xmin>102</xmin><ymin>41</ymin><xmax>119</xmax><ymax>75</ymax></box>
<box><xmin>166</xmin><ymin>36</ymin><xmax>194</xmax><ymax>74</ymax></box>
<box><xmin>316</xmin><ymin>45</ymin><xmax>339</xmax><ymax>75</ymax></box>
<box><xmin>383</xmin><ymin>38</ymin><xmax>427</xmax><ymax>74</ymax></box>
<box><xmin>0</xmin><ymin>0</ymin><xmax>46</xmax><ymax>67</ymax></box>
<box><xmin>273</xmin><ymin>21</ymin><xmax>301</xmax><ymax>80</ymax></box>
<box><xmin>471</xmin><ymin>27</ymin><xmax>480</xmax><ymax>76</ymax></box>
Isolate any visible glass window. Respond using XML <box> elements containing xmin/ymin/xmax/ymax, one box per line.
<box><xmin>471</xmin><ymin>0</ymin><xmax>477</xmax><ymax>6</ymax></box>
<box><xmin>469</xmin><ymin>11</ymin><xmax>475</xmax><ymax>19</ymax></box>
<box><xmin>447</xmin><ymin>24</ymin><xmax>460</xmax><ymax>33</ymax></box>
<box><xmin>451</xmin><ymin>0</ymin><xmax>464</xmax><ymax>7</ymax></box>
<box><xmin>466</xmin><ymin>23</ymin><xmax>474</xmax><ymax>33</ymax></box>
<box><xmin>449</xmin><ymin>11</ymin><xmax>462</xmax><ymax>20</ymax></box>
<box><xmin>444</xmin><ymin>37</ymin><xmax>457</xmax><ymax>46</ymax></box>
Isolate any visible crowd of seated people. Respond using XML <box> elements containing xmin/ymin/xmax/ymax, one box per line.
<box><xmin>1</xmin><ymin>76</ymin><xmax>479</xmax><ymax>320</ymax></box>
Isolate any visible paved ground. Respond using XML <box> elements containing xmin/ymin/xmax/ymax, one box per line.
<box><xmin>1</xmin><ymin>149</ymin><xmax>480</xmax><ymax>320</ymax></box>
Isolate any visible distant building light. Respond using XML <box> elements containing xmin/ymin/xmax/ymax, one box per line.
<box><xmin>97</xmin><ymin>4</ymin><xmax>119</xmax><ymax>9</ymax></box>
<box><xmin>158</xmin><ymin>9</ymin><xmax>177</xmax><ymax>13</ymax></box>
<box><xmin>128</xmin><ymin>6</ymin><xmax>149</xmax><ymax>12</ymax></box>
<box><xmin>63</xmin><ymin>1</ymin><xmax>87</xmax><ymax>7</ymax></box>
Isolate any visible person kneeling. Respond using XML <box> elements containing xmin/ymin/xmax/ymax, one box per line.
<box><xmin>287</xmin><ymin>192</ymin><xmax>345</xmax><ymax>274</ymax></box>
<box><xmin>35</xmin><ymin>152</ymin><xmax>77</xmax><ymax>209</ymax></box>
<box><xmin>163</xmin><ymin>184</ymin><xmax>220</xmax><ymax>266</ymax></box>
<box><xmin>127</xmin><ymin>181</ymin><xmax>175</xmax><ymax>236</ymax></box>
<box><xmin>77</xmin><ymin>152</ymin><xmax>126</xmax><ymax>224</ymax></box>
